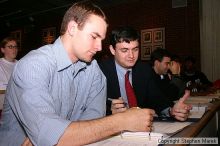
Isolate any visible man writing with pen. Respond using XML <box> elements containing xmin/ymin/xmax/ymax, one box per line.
<box><xmin>99</xmin><ymin>26</ymin><xmax>191</xmax><ymax>121</ymax></box>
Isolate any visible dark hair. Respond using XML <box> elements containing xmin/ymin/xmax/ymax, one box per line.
<box><xmin>60</xmin><ymin>1</ymin><xmax>107</xmax><ymax>35</ymax></box>
<box><xmin>184</xmin><ymin>56</ymin><xmax>196</xmax><ymax>64</ymax></box>
<box><xmin>0</xmin><ymin>36</ymin><xmax>17</xmax><ymax>48</ymax></box>
<box><xmin>109</xmin><ymin>26</ymin><xmax>139</xmax><ymax>48</ymax></box>
<box><xmin>150</xmin><ymin>48</ymin><xmax>171</xmax><ymax>65</ymax></box>
<box><xmin>171</xmin><ymin>54</ymin><xmax>182</xmax><ymax>63</ymax></box>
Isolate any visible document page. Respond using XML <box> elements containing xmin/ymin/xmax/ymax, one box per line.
<box><xmin>153</xmin><ymin>121</ymin><xmax>192</xmax><ymax>134</ymax></box>
<box><xmin>87</xmin><ymin>132</ymin><xmax>166</xmax><ymax>146</ymax></box>
<box><xmin>185</xmin><ymin>96</ymin><xmax>218</xmax><ymax>104</ymax></box>
<box><xmin>88</xmin><ymin>121</ymin><xmax>192</xmax><ymax>146</ymax></box>
<box><xmin>188</xmin><ymin>106</ymin><xmax>206</xmax><ymax>119</ymax></box>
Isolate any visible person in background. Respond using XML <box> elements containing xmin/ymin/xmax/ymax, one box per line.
<box><xmin>168</xmin><ymin>54</ymin><xmax>187</xmax><ymax>100</ymax></box>
<box><xmin>0</xmin><ymin>36</ymin><xmax>18</xmax><ymax>117</ymax></box>
<box><xmin>99</xmin><ymin>26</ymin><xmax>153</xmax><ymax>115</ymax></box>
<box><xmin>0</xmin><ymin>36</ymin><xmax>18</xmax><ymax>90</ymax></box>
<box><xmin>145</xmin><ymin>48</ymin><xmax>191</xmax><ymax>120</ymax></box>
<box><xmin>182</xmin><ymin>56</ymin><xmax>212</xmax><ymax>92</ymax></box>
<box><xmin>99</xmin><ymin>27</ymin><xmax>191</xmax><ymax>121</ymax></box>
<box><xmin>0</xmin><ymin>2</ymin><xmax>154</xmax><ymax>146</ymax></box>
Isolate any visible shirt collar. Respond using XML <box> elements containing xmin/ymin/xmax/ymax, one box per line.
<box><xmin>52</xmin><ymin>37</ymin><xmax>87</xmax><ymax>72</ymax></box>
<box><xmin>115</xmin><ymin>60</ymin><xmax>132</xmax><ymax>75</ymax></box>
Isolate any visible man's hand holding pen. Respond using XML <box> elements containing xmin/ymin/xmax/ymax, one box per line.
<box><xmin>115</xmin><ymin>107</ymin><xmax>155</xmax><ymax>132</ymax></box>
<box><xmin>109</xmin><ymin>97</ymin><xmax>128</xmax><ymax>114</ymax></box>
<box><xmin>109</xmin><ymin>97</ymin><xmax>155</xmax><ymax>132</ymax></box>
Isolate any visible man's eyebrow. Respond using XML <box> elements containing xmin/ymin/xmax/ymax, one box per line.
<box><xmin>119</xmin><ymin>47</ymin><xmax>129</xmax><ymax>50</ymax></box>
<box><xmin>92</xmin><ymin>32</ymin><xmax>102</xmax><ymax>38</ymax></box>
<box><xmin>119</xmin><ymin>45</ymin><xmax>139</xmax><ymax>50</ymax></box>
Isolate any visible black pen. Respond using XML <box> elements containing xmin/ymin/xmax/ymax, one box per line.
<box><xmin>153</xmin><ymin>115</ymin><xmax>175</xmax><ymax>122</ymax></box>
<box><xmin>107</xmin><ymin>98</ymin><xmax>128</xmax><ymax>107</ymax></box>
<box><xmin>107</xmin><ymin>98</ymin><xmax>114</xmax><ymax>102</ymax></box>
<box><xmin>108</xmin><ymin>98</ymin><xmax>126</xmax><ymax>139</ymax></box>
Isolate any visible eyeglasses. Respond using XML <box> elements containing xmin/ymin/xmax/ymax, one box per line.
<box><xmin>5</xmin><ymin>45</ymin><xmax>18</xmax><ymax>49</ymax></box>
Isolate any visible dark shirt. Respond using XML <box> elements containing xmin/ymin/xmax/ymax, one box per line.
<box><xmin>170</xmin><ymin>74</ymin><xmax>186</xmax><ymax>99</ymax></box>
<box><xmin>144</xmin><ymin>64</ymin><xmax>177</xmax><ymax>113</ymax></box>
<box><xmin>182</xmin><ymin>71</ymin><xmax>212</xmax><ymax>92</ymax></box>
<box><xmin>99</xmin><ymin>58</ymin><xmax>175</xmax><ymax>115</ymax></box>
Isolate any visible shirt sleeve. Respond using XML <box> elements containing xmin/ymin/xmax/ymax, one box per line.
<box><xmin>160</xmin><ymin>107</ymin><xmax>171</xmax><ymax>117</ymax></box>
<box><xmin>7</xmin><ymin>55</ymin><xmax>71</xmax><ymax>146</ymax></box>
<box><xmin>0</xmin><ymin>65</ymin><xmax>8</xmax><ymax>90</ymax></box>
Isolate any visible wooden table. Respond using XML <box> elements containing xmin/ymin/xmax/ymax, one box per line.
<box><xmin>88</xmin><ymin>99</ymin><xmax>220</xmax><ymax>146</ymax></box>
<box><xmin>0</xmin><ymin>90</ymin><xmax>5</xmax><ymax>94</ymax></box>
<box><xmin>167</xmin><ymin>100</ymin><xmax>220</xmax><ymax>146</ymax></box>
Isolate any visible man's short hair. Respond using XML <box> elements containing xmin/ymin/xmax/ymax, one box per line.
<box><xmin>60</xmin><ymin>1</ymin><xmax>107</xmax><ymax>35</ymax></box>
<box><xmin>184</xmin><ymin>56</ymin><xmax>196</xmax><ymax>64</ymax></box>
<box><xmin>171</xmin><ymin>54</ymin><xmax>182</xmax><ymax>63</ymax></box>
<box><xmin>150</xmin><ymin>48</ymin><xmax>171</xmax><ymax>65</ymax></box>
<box><xmin>109</xmin><ymin>26</ymin><xmax>139</xmax><ymax>48</ymax></box>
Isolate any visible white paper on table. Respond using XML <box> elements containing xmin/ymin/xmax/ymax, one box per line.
<box><xmin>153</xmin><ymin>121</ymin><xmax>192</xmax><ymax>134</ymax></box>
<box><xmin>87</xmin><ymin>132</ymin><xmax>166</xmax><ymax>146</ymax></box>
<box><xmin>88</xmin><ymin>121</ymin><xmax>192</xmax><ymax>146</ymax></box>
<box><xmin>188</xmin><ymin>106</ymin><xmax>207</xmax><ymax>119</ymax></box>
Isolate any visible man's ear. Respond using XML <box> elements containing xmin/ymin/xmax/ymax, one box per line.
<box><xmin>67</xmin><ymin>20</ymin><xmax>78</xmax><ymax>36</ymax></box>
<box><xmin>1</xmin><ymin>47</ymin><xmax>5</xmax><ymax>54</ymax></box>
<box><xmin>109</xmin><ymin>45</ymin><xmax>116</xmax><ymax>56</ymax></box>
<box><xmin>154</xmin><ymin>60</ymin><xmax>160</xmax><ymax>67</ymax></box>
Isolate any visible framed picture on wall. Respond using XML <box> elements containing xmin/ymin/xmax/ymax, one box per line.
<box><xmin>141</xmin><ymin>45</ymin><xmax>152</xmax><ymax>60</ymax></box>
<box><xmin>152</xmin><ymin>44</ymin><xmax>163</xmax><ymax>51</ymax></box>
<box><xmin>141</xmin><ymin>30</ymin><xmax>152</xmax><ymax>43</ymax></box>
<box><xmin>153</xmin><ymin>30</ymin><xmax>163</xmax><ymax>42</ymax></box>
<box><xmin>140</xmin><ymin>27</ymin><xmax>165</xmax><ymax>61</ymax></box>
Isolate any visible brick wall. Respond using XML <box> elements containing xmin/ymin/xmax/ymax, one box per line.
<box><xmin>100</xmin><ymin>0</ymin><xmax>200</xmax><ymax>65</ymax></box>
<box><xmin>3</xmin><ymin>0</ymin><xmax>200</xmax><ymax>66</ymax></box>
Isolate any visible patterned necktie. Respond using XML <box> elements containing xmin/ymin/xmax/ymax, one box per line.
<box><xmin>125</xmin><ymin>71</ymin><xmax>137</xmax><ymax>107</ymax></box>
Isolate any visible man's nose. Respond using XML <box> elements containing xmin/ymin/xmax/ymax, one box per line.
<box><xmin>128</xmin><ymin>50</ymin><xmax>134</xmax><ymax>58</ymax></box>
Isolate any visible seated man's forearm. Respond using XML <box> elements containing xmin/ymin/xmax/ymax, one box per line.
<box><xmin>57</xmin><ymin>113</ymin><xmax>127</xmax><ymax>146</ymax></box>
<box><xmin>57</xmin><ymin>108</ymin><xmax>154</xmax><ymax>146</ymax></box>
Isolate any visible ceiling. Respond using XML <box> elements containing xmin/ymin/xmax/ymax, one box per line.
<box><xmin>0</xmin><ymin>0</ymin><xmax>74</xmax><ymax>27</ymax></box>
<box><xmin>0</xmin><ymin>0</ymin><xmax>131</xmax><ymax>33</ymax></box>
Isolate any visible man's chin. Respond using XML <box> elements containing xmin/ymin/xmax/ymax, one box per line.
<box><xmin>81</xmin><ymin>57</ymin><xmax>93</xmax><ymax>63</ymax></box>
<box><xmin>127</xmin><ymin>62</ymin><xmax>136</xmax><ymax>67</ymax></box>
<box><xmin>125</xmin><ymin>65</ymin><xmax>135</xmax><ymax>69</ymax></box>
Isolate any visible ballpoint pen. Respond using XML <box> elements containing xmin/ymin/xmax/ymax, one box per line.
<box><xmin>198</xmin><ymin>102</ymin><xmax>200</xmax><ymax>110</ymax></box>
<box><xmin>108</xmin><ymin>98</ymin><xmax>127</xmax><ymax>139</ymax></box>
<box><xmin>107</xmin><ymin>98</ymin><xmax>128</xmax><ymax>108</ymax></box>
<box><xmin>149</xmin><ymin>132</ymin><xmax>151</xmax><ymax>141</ymax></box>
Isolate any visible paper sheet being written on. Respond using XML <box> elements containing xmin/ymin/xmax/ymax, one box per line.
<box><xmin>87</xmin><ymin>122</ymin><xmax>192</xmax><ymax>146</ymax></box>
<box><xmin>153</xmin><ymin>121</ymin><xmax>192</xmax><ymax>134</ymax></box>
<box><xmin>184</xmin><ymin>95</ymin><xmax>218</xmax><ymax>104</ymax></box>
<box><xmin>188</xmin><ymin>106</ymin><xmax>206</xmax><ymax>119</ymax></box>
<box><xmin>87</xmin><ymin>132</ymin><xmax>166</xmax><ymax>146</ymax></box>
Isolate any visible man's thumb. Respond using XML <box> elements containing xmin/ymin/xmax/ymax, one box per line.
<box><xmin>179</xmin><ymin>90</ymin><xmax>190</xmax><ymax>103</ymax></box>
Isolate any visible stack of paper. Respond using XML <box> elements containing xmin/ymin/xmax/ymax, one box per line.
<box><xmin>153</xmin><ymin>121</ymin><xmax>192</xmax><ymax>134</ymax></box>
<box><xmin>188</xmin><ymin>106</ymin><xmax>207</xmax><ymax>120</ymax></box>
<box><xmin>88</xmin><ymin>132</ymin><xmax>167</xmax><ymax>146</ymax></box>
<box><xmin>185</xmin><ymin>95</ymin><xmax>218</xmax><ymax>104</ymax></box>
<box><xmin>88</xmin><ymin>121</ymin><xmax>192</xmax><ymax>146</ymax></box>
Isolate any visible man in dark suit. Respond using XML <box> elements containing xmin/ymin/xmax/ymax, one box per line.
<box><xmin>99</xmin><ymin>26</ymin><xmax>191</xmax><ymax>121</ymax></box>
<box><xmin>145</xmin><ymin>48</ymin><xmax>192</xmax><ymax>120</ymax></box>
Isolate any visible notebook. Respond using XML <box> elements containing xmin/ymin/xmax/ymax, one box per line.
<box><xmin>87</xmin><ymin>121</ymin><xmax>192</xmax><ymax>146</ymax></box>
<box><xmin>187</xmin><ymin>105</ymin><xmax>207</xmax><ymax>121</ymax></box>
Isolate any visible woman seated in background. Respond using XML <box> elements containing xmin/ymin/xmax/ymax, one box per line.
<box><xmin>0</xmin><ymin>36</ymin><xmax>18</xmax><ymax>117</ymax></box>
